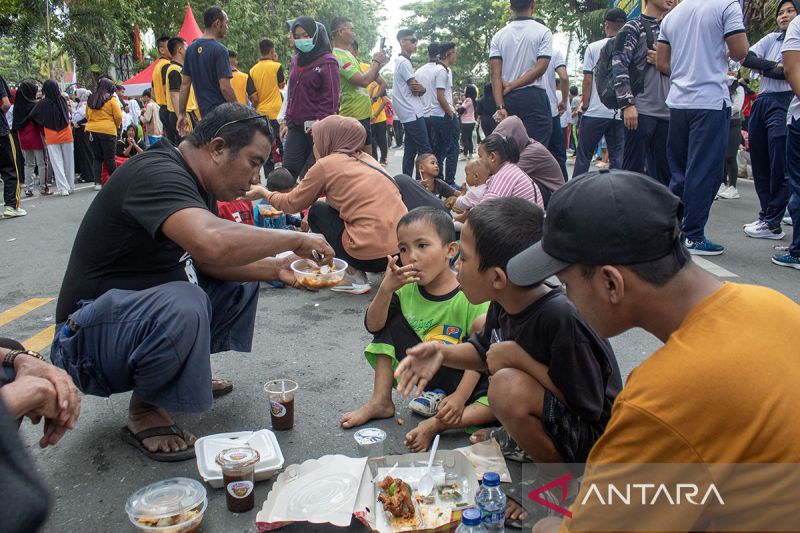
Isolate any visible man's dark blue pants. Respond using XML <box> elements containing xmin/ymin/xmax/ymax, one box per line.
<box><xmin>622</xmin><ymin>113</ymin><xmax>670</xmax><ymax>186</ymax></box>
<box><xmin>401</xmin><ymin>117</ymin><xmax>432</xmax><ymax>177</ymax></box>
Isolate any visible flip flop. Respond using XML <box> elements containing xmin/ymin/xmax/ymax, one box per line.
<box><xmin>211</xmin><ymin>378</ymin><xmax>233</xmax><ymax>398</ymax></box>
<box><xmin>330</xmin><ymin>283</ymin><xmax>372</xmax><ymax>295</ymax></box>
<box><xmin>120</xmin><ymin>425</ymin><xmax>196</xmax><ymax>462</ymax></box>
<box><xmin>471</xmin><ymin>426</ymin><xmax>531</xmax><ymax>462</ymax></box>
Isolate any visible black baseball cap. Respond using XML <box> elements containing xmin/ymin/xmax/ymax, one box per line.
<box><xmin>506</xmin><ymin>170</ymin><xmax>683</xmax><ymax>286</ymax></box>
<box><xmin>605</xmin><ymin>8</ymin><xmax>628</xmax><ymax>23</ymax></box>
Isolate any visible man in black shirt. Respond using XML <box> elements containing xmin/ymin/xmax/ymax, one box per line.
<box><xmin>395</xmin><ymin>198</ymin><xmax>621</xmax><ymax>467</ymax></box>
<box><xmin>51</xmin><ymin>104</ymin><xmax>334</xmax><ymax>461</ymax></box>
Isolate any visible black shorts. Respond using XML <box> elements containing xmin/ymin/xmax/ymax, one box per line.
<box><xmin>359</xmin><ymin>118</ymin><xmax>372</xmax><ymax>143</ymax></box>
<box><xmin>541</xmin><ymin>390</ymin><xmax>602</xmax><ymax>463</ymax></box>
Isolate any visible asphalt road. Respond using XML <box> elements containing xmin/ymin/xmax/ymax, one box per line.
<box><xmin>0</xmin><ymin>148</ymin><xmax>797</xmax><ymax>532</ymax></box>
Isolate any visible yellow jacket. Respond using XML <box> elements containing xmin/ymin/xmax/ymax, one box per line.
<box><xmin>85</xmin><ymin>98</ymin><xmax>122</xmax><ymax>136</ymax></box>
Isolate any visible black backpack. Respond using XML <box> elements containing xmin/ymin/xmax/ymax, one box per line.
<box><xmin>594</xmin><ymin>18</ymin><xmax>656</xmax><ymax>110</ymax></box>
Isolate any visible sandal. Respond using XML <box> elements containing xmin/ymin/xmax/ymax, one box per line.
<box><xmin>211</xmin><ymin>378</ymin><xmax>233</xmax><ymax>398</ymax></box>
<box><xmin>471</xmin><ymin>426</ymin><xmax>532</xmax><ymax>462</ymax></box>
<box><xmin>408</xmin><ymin>389</ymin><xmax>446</xmax><ymax>417</ymax></box>
<box><xmin>120</xmin><ymin>425</ymin><xmax>196</xmax><ymax>462</ymax></box>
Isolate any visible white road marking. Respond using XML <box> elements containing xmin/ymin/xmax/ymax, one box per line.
<box><xmin>692</xmin><ymin>257</ymin><xmax>739</xmax><ymax>278</ymax></box>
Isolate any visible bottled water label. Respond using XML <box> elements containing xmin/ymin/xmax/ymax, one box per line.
<box><xmin>481</xmin><ymin>509</ymin><xmax>504</xmax><ymax>527</ymax></box>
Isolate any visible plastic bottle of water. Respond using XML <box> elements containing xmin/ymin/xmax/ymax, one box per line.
<box><xmin>456</xmin><ymin>507</ymin><xmax>487</xmax><ymax>532</ymax></box>
<box><xmin>475</xmin><ymin>472</ymin><xmax>506</xmax><ymax>532</ymax></box>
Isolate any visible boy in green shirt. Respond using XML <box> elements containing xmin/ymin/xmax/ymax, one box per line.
<box><xmin>340</xmin><ymin>207</ymin><xmax>494</xmax><ymax>452</ymax></box>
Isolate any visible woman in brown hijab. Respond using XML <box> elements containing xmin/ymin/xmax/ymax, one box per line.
<box><xmin>249</xmin><ymin>115</ymin><xmax>408</xmax><ymax>291</ymax></box>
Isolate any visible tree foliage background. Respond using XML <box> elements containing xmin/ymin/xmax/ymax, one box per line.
<box><xmin>0</xmin><ymin>0</ymin><xmax>383</xmax><ymax>86</ymax></box>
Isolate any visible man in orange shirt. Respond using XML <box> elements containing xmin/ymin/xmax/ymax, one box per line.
<box><xmin>501</xmin><ymin>170</ymin><xmax>800</xmax><ymax>531</ymax></box>
<box><xmin>227</xmin><ymin>50</ymin><xmax>256</xmax><ymax>106</ymax></box>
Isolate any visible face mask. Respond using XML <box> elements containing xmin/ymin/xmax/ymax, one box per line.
<box><xmin>295</xmin><ymin>38</ymin><xmax>314</xmax><ymax>53</ymax></box>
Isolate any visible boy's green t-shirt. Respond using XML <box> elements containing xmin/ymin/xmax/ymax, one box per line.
<box><xmin>365</xmin><ymin>283</ymin><xmax>490</xmax><ymax>369</ymax></box>
<box><xmin>333</xmin><ymin>48</ymin><xmax>372</xmax><ymax>120</ymax></box>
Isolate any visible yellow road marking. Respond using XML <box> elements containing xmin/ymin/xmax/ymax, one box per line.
<box><xmin>21</xmin><ymin>325</ymin><xmax>55</xmax><ymax>352</ymax></box>
<box><xmin>0</xmin><ymin>298</ymin><xmax>54</xmax><ymax>327</ymax></box>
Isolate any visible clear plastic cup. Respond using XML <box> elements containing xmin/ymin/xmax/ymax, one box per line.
<box><xmin>264</xmin><ymin>379</ymin><xmax>298</xmax><ymax>430</ymax></box>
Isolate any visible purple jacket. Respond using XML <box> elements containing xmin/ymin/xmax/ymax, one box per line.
<box><xmin>286</xmin><ymin>53</ymin><xmax>340</xmax><ymax>124</ymax></box>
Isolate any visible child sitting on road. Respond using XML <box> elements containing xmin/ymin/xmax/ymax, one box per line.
<box><xmin>340</xmin><ymin>207</ymin><xmax>494</xmax><ymax>452</ymax></box>
<box><xmin>454</xmin><ymin>159</ymin><xmax>489</xmax><ymax>223</ymax></box>
<box><xmin>394</xmin><ymin>197</ymin><xmax>622</xmax><ymax>465</ymax></box>
<box><xmin>261</xmin><ymin>168</ymin><xmax>304</xmax><ymax>230</ymax></box>
<box><xmin>479</xmin><ymin>134</ymin><xmax>544</xmax><ymax>208</ymax></box>
<box><xmin>416</xmin><ymin>153</ymin><xmax>460</xmax><ymax>200</ymax></box>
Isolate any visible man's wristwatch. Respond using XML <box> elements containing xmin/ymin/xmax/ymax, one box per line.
<box><xmin>2</xmin><ymin>349</ymin><xmax>45</xmax><ymax>368</ymax></box>
<box><xmin>497</xmin><ymin>105</ymin><xmax>506</xmax><ymax>110</ymax></box>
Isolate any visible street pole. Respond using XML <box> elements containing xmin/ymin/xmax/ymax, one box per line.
<box><xmin>45</xmin><ymin>0</ymin><xmax>53</xmax><ymax>79</ymax></box>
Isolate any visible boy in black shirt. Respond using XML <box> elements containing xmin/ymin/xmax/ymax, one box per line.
<box><xmin>395</xmin><ymin>197</ymin><xmax>621</xmax><ymax>466</ymax></box>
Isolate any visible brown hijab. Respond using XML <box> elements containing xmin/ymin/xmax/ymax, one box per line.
<box><xmin>312</xmin><ymin>115</ymin><xmax>366</xmax><ymax>158</ymax></box>
<box><xmin>493</xmin><ymin>115</ymin><xmax>564</xmax><ymax>193</ymax></box>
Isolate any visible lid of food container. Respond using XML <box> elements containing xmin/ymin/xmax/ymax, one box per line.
<box><xmin>215</xmin><ymin>447</ymin><xmax>260</xmax><ymax>469</ymax></box>
<box><xmin>125</xmin><ymin>477</ymin><xmax>206</xmax><ymax>521</ymax></box>
<box><xmin>353</xmin><ymin>428</ymin><xmax>386</xmax><ymax>445</ymax></box>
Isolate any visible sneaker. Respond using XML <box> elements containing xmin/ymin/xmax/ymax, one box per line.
<box><xmin>718</xmin><ymin>186</ymin><xmax>740</xmax><ymax>199</ymax></box>
<box><xmin>785</xmin><ymin>215</ymin><xmax>794</xmax><ymax>226</ymax></box>
<box><xmin>24</xmin><ymin>187</ymin><xmax>34</xmax><ymax>197</ymax></box>
<box><xmin>685</xmin><ymin>237</ymin><xmax>724</xmax><ymax>255</ymax></box>
<box><xmin>744</xmin><ymin>221</ymin><xmax>785</xmax><ymax>240</ymax></box>
<box><xmin>771</xmin><ymin>253</ymin><xmax>800</xmax><ymax>269</ymax></box>
<box><xmin>3</xmin><ymin>206</ymin><xmax>27</xmax><ymax>218</ymax></box>
<box><xmin>93</xmin><ymin>184</ymin><xmax>102</xmax><ymax>191</ymax></box>
<box><xmin>59</xmin><ymin>190</ymin><xmax>70</xmax><ymax>197</ymax></box>
<box><xmin>743</xmin><ymin>218</ymin><xmax>763</xmax><ymax>229</ymax></box>
<box><xmin>408</xmin><ymin>389</ymin><xmax>446</xmax><ymax>417</ymax></box>
<box><xmin>717</xmin><ymin>183</ymin><xmax>727</xmax><ymax>196</ymax></box>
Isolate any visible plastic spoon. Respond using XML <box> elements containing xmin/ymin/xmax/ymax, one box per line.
<box><xmin>417</xmin><ymin>434</ymin><xmax>440</xmax><ymax>497</ymax></box>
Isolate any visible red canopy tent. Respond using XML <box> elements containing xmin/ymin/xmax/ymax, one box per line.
<box><xmin>122</xmin><ymin>4</ymin><xmax>202</xmax><ymax>96</ymax></box>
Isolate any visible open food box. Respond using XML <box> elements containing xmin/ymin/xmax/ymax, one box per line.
<box><xmin>255</xmin><ymin>450</ymin><xmax>479</xmax><ymax>532</ymax></box>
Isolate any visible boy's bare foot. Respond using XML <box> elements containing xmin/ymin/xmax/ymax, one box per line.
<box><xmin>128</xmin><ymin>396</ymin><xmax>196</xmax><ymax>453</ymax></box>
<box><xmin>404</xmin><ymin>417</ymin><xmax>444</xmax><ymax>452</ymax></box>
<box><xmin>506</xmin><ymin>496</ymin><xmax>529</xmax><ymax>521</ymax></box>
<box><xmin>469</xmin><ymin>427</ymin><xmax>490</xmax><ymax>444</ymax></box>
<box><xmin>340</xmin><ymin>398</ymin><xmax>395</xmax><ymax>429</ymax></box>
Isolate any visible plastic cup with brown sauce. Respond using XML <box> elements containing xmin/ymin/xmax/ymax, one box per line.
<box><xmin>264</xmin><ymin>379</ymin><xmax>298</xmax><ymax>431</ymax></box>
<box><xmin>215</xmin><ymin>447</ymin><xmax>260</xmax><ymax>513</ymax></box>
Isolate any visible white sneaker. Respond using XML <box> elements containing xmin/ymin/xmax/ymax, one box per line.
<box><xmin>743</xmin><ymin>218</ymin><xmax>762</xmax><ymax>229</ymax></box>
<box><xmin>3</xmin><ymin>206</ymin><xmax>27</xmax><ymax>217</ymax></box>
<box><xmin>59</xmin><ymin>190</ymin><xmax>70</xmax><ymax>196</ymax></box>
<box><xmin>93</xmin><ymin>184</ymin><xmax>102</xmax><ymax>191</ymax></box>
<box><xmin>718</xmin><ymin>186</ymin><xmax>740</xmax><ymax>199</ymax></box>
<box><xmin>744</xmin><ymin>221</ymin><xmax>785</xmax><ymax>240</ymax></box>
<box><xmin>784</xmin><ymin>215</ymin><xmax>794</xmax><ymax>226</ymax></box>
<box><xmin>717</xmin><ymin>183</ymin><xmax>727</xmax><ymax>195</ymax></box>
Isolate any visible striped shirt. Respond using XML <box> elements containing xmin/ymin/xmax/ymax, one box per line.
<box><xmin>483</xmin><ymin>162</ymin><xmax>544</xmax><ymax>208</ymax></box>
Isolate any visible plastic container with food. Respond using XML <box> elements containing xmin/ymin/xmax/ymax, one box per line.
<box><xmin>125</xmin><ymin>477</ymin><xmax>207</xmax><ymax>533</ymax></box>
<box><xmin>290</xmin><ymin>257</ymin><xmax>348</xmax><ymax>289</ymax></box>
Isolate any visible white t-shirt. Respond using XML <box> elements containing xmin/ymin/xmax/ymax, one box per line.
<box><xmin>393</xmin><ymin>54</ymin><xmax>424</xmax><ymax>123</ymax></box>
<box><xmin>583</xmin><ymin>38</ymin><xmax>617</xmax><ymax>119</ymax></box>
<box><xmin>431</xmin><ymin>66</ymin><xmax>454</xmax><ymax>118</ymax></box>
<box><xmin>415</xmin><ymin>62</ymin><xmax>441</xmax><ymax>117</ymax></box>
<box><xmin>658</xmin><ymin>0</ymin><xmax>745</xmax><ymax>109</ymax></box>
<box><xmin>751</xmin><ymin>33</ymin><xmax>793</xmax><ymax>94</ymax></box>
<box><xmin>781</xmin><ymin>16</ymin><xmax>800</xmax><ymax>123</ymax></box>
<box><xmin>569</xmin><ymin>95</ymin><xmax>581</xmax><ymax>124</ymax></box>
<box><xmin>545</xmin><ymin>49</ymin><xmax>566</xmax><ymax>117</ymax></box>
<box><xmin>560</xmin><ymin>98</ymin><xmax>571</xmax><ymax>129</ymax></box>
<box><xmin>489</xmin><ymin>18</ymin><xmax>553</xmax><ymax>90</ymax></box>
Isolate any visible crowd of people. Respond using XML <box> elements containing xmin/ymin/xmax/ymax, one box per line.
<box><xmin>2</xmin><ymin>0</ymin><xmax>800</xmax><ymax>531</ymax></box>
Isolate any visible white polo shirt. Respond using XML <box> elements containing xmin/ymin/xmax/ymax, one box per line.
<box><xmin>545</xmin><ymin>49</ymin><xmax>566</xmax><ymax>117</ymax></box>
<box><xmin>658</xmin><ymin>0</ymin><xmax>746</xmax><ymax>109</ymax></box>
<box><xmin>393</xmin><ymin>54</ymin><xmax>424</xmax><ymax>123</ymax></box>
<box><xmin>781</xmin><ymin>16</ymin><xmax>800</xmax><ymax>123</ymax></box>
<box><xmin>751</xmin><ymin>33</ymin><xmax>793</xmax><ymax>94</ymax></box>
<box><xmin>489</xmin><ymin>17</ymin><xmax>553</xmax><ymax>90</ymax></box>
<box><xmin>414</xmin><ymin>61</ymin><xmax>441</xmax><ymax>117</ymax></box>
<box><xmin>583</xmin><ymin>38</ymin><xmax>617</xmax><ymax>119</ymax></box>
<box><xmin>431</xmin><ymin>65</ymin><xmax>454</xmax><ymax>118</ymax></box>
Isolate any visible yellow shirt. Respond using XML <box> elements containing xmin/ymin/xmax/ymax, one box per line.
<box><xmin>231</xmin><ymin>68</ymin><xmax>249</xmax><ymax>105</ymax></box>
<box><xmin>85</xmin><ymin>98</ymin><xmax>122</xmax><ymax>136</ymax></box>
<box><xmin>249</xmin><ymin>59</ymin><xmax>283</xmax><ymax>119</ymax></box>
<box><xmin>369</xmin><ymin>82</ymin><xmax>386</xmax><ymax>124</ymax></box>
<box><xmin>165</xmin><ymin>62</ymin><xmax>198</xmax><ymax>114</ymax></box>
<box><xmin>151</xmin><ymin>58</ymin><xmax>170</xmax><ymax>106</ymax></box>
<box><xmin>560</xmin><ymin>283</ymin><xmax>800</xmax><ymax>532</ymax></box>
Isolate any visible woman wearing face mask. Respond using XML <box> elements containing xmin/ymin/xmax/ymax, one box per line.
<box><xmin>282</xmin><ymin>16</ymin><xmax>340</xmax><ymax>179</ymax></box>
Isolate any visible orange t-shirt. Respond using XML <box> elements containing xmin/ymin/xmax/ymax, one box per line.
<box><xmin>44</xmin><ymin>126</ymin><xmax>74</xmax><ymax>145</ymax></box>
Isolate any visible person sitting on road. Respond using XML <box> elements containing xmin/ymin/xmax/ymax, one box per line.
<box><xmin>416</xmin><ymin>153</ymin><xmax>460</xmax><ymax>200</ymax></box>
<box><xmin>116</xmin><ymin>124</ymin><xmax>145</xmax><ymax>159</ymax></box>
<box><xmin>0</xmin><ymin>337</ymin><xmax>81</xmax><ymax>532</ymax></box>
<box><xmin>493</xmin><ymin>115</ymin><xmax>564</xmax><ymax>206</ymax></box>
<box><xmin>454</xmin><ymin>158</ymin><xmax>490</xmax><ymax>223</ymax></box>
<box><xmin>478</xmin><ymin>134</ymin><xmax>544</xmax><ymax>208</ymax></box>
<box><xmin>340</xmin><ymin>208</ymin><xmax>494</xmax><ymax>452</ymax></box>
<box><xmin>50</xmin><ymin>103</ymin><xmax>335</xmax><ymax>462</ymax></box>
<box><xmin>244</xmin><ymin>114</ymin><xmax>408</xmax><ymax>293</ymax></box>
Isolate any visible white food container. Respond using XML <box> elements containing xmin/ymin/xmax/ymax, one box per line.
<box><xmin>194</xmin><ymin>430</ymin><xmax>284</xmax><ymax>488</ymax></box>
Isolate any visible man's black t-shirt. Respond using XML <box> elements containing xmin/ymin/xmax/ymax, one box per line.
<box><xmin>467</xmin><ymin>287</ymin><xmax>622</xmax><ymax>427</ymax></box>
<box><xmin>55</xmin><ymin>139</ymin><xmax>215</xmax><ymax>322</ymax></box>
<box><xmin>183</xmin><ymin>38</ymin><xmax>232</xmax><ymax>117</ymax></box>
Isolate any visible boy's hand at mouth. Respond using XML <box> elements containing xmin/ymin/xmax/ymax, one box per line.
<box><xmin>379</xmin><ymin>255</ymin><xmax>420</xmax><ymax>294</ymax></box>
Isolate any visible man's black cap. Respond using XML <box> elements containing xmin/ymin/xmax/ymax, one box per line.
<box><xmin>605</xmin><ymin>8</ymin><xmax>629</xmax><ymax>23</ymax></box>
<box><xmin>507</xmin><ymin>170</ymin><xmax>683</xmax><ymax>286</ymax></box>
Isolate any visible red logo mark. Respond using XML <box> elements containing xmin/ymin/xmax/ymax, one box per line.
<box><xmin>528</xmin><ymin>473</ymin><xmax>574</xmax><ymax>518</ymax></box>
